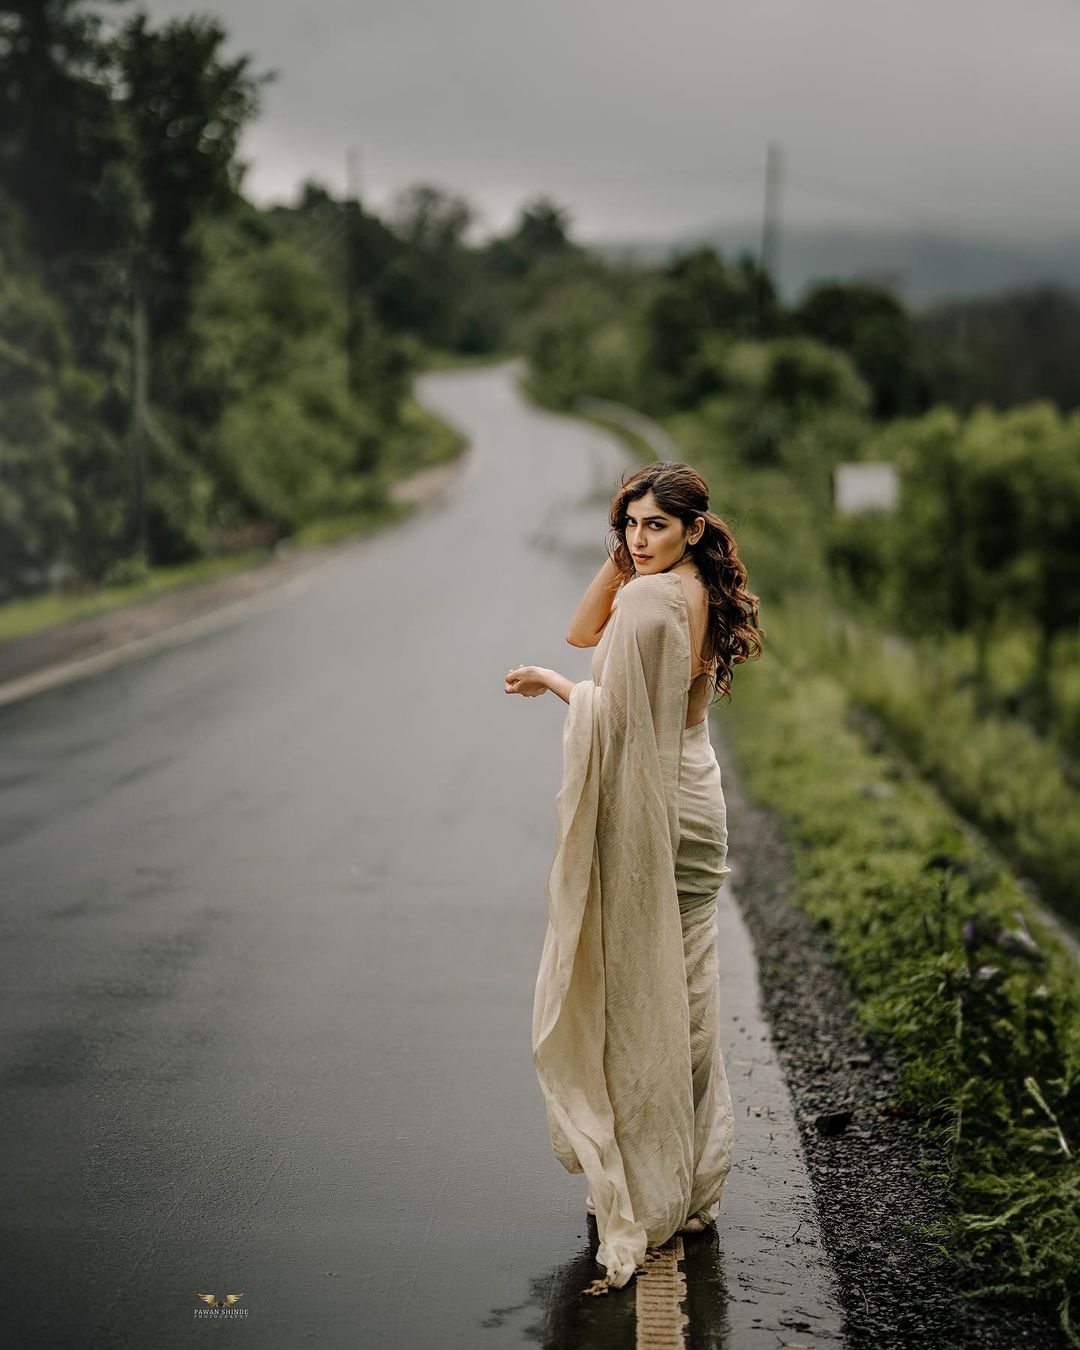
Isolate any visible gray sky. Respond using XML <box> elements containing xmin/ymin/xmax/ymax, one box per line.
<box><xmin>134</xmin><ymin>0</ymin><xmax>1080</xmax><ymax>245</ymax></box>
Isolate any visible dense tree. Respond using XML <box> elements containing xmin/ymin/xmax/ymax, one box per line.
<box><xmin>791</xmin><ymin>279</ymin><xmax>928</xmax><ymax>418</ymax></box>
<box><xmin>641</xmin><ymin>247</ymin><xmax>776</xmax><ymax>405</ymax></box>
<box><xmin>0</xmin><ymin>1</ymin><xmax>137</xmax><ymax>267</ymax></box>
<box><xmin>919</xmin><ymin>285</ymin><xmax>1080</xmax><ymax>414</ymax></box>
<box><xmin>485</xmin><ymin>196</ymin><xmax>578</xmax><ymax>278</ymax></box>
<box><xmin>116</xmin><ymin>11</ymin><xmax>268</xmax><ymax>347</ymax></box>
<box><xmin>0</xmin><ymin>0</ymin><xmax>140</xmax><ymax>376</ymax></box>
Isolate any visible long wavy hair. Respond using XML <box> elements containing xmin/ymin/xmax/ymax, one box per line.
<box><xmin>606</xmin><ymin>461</ymin><xmax>764</xmax><ymax>702</ymax></box>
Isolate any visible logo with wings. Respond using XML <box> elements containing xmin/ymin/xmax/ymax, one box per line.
<box><xmin>196</xmin><ymin>1292</ymin><xmax>244</xmax><ymax>1309</ymax></box>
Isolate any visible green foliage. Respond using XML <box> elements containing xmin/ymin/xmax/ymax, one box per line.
<box><xmin>764</xmin><ymin>335</ymin><xmax>872</xmax><ymax>414</ymax></box>
<box><xmin>117</xmin><ymin>10</ymin><xmax>270</xmax><ymax>343</ymax></box>
<box><xmin>212</xmin><ymin>376</ymin><xmax>364</xmax><ymax>528</ymax></box>
<box><xmin>186</xmin><ymin>214</ymin><xmax>384</xmax><ymax>535</ymax></box>
<box><xmin>773</xmin><ymin>603</ymin><xmax>1080</xmax><ymax>929</ymax></box>
<box><xmin>641</xmin><ymin>247</ymin><xmax>776</xmax><ymax>407</ymax></box>
<box><xmin>920</xmin><ymin>285</ymin><xmax>1080</xmax><ymax>414</ymax></box>
<box><xmin>688</xmin><ymin>337</ymin><xmax>872</xmax><ymax>472</ymax></box>
<box><xmin>690</xmin><ymin>334</ymin><xmax>870</xmax><ymax>414</ymax></box>
<box><xmin>374</xmin><ymin>183</ymin><xmax>488</xmax><ymax>352</ymax></box>
<box><xmin>0</xmin><ymin>3</ymin><xmax>465</xmax><ymax>596</ymax></box>
<box><xmin>864</xmin><ymin>402</ymin><xmax>1080</xmax><ymax>735</ymax></box>
<box><xmin>0</xmin><ymin>0</ymin><xmax>140</xmax><ymax>274</ymax></box>
<box><xmin>862</xmin><ymin>406</ymin><xmax>970</xmax><ymax>630</ymax></box>
<box><xmin>0</xmin><ymin>246</ymin><xmax>77</xmax><ymax>592</ymax></box>
<box><xmin>824</xmin><ymin>509</ymin><xmax>897</xmax><ymax>609</ymax></box>
<box><xmin>791</xmin><ymin>278</ymin><xmax>929</xmax><ymax>418</ymax></box>
<box><xmin>485</xmin><ymin>195</ymin><xmax>579</xmax><ymax>278</ymax></box>
<box><xmin>523</xmin><ymin>277</ymin><xmax>625</xmax><ymax>406</ymax></box>
<box><xmin>189</xmin><ymin>217</ymin><xmax>341</xmax><ymax>389</ymax></box>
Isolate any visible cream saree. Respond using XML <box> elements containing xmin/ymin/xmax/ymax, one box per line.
<box><xmin>532</xmin><ymin>572</ymin><xmax>735</xmax><ymax>1289</ymax></box>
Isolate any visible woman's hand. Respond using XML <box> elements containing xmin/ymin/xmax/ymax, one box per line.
<box><xmin>505</xmin><ymin>665</ymin><xmax>550</xmax><ymax>698</ymax></box>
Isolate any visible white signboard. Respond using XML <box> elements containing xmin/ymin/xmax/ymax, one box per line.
<box><xmin>833</xmin><ymin>463</ymin><xmax>898</xmax><ymax>513</ymax></box>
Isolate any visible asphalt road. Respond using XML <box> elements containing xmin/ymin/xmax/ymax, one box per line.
<box><xmin>0</xmin><ymin>361</ymin><xmax>842</xmax><ymax>1349</ymax></box>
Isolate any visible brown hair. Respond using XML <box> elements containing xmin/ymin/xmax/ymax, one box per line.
<box><xmin>605</xmin><ymin>461</ymin><xmax>764</xmax><ymax>702</ymax></box>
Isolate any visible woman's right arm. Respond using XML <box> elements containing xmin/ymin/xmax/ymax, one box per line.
<box><xmin>566</xmin><ymin>555</ymin><xmax>626</xmax><ymax>646</ymax></box>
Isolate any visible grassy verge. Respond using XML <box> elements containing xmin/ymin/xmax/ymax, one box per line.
<box><xmin>776</xmin><ymin>603</ymin><xmax>1080</xmax><ymax>933</ymax></box>
<box><xmin>724</xmin><ymin>604</ymin><xmax>1080</xmax><ymax>1340</ymax></box>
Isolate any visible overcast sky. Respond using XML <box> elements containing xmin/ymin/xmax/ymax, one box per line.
<box><xmin>133</xmin><ymin>0</ymin><xmax>1080</xmax><ymax>245</ymax></box>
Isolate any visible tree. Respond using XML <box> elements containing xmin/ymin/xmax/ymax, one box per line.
<box><xmin>0</xmin><ymin>0</ymin><xmax>141</xmax><ymax>368</ymax></box>
<box><xmin>390</xmin><ymin>183</ymin><xmax>473</xmax><ymax>254</ymax></box>
<box><xmin>0</xmin><ymin>1</ymin><xmax>136</xmax><ymax>265</ymax></box>
<box><xmin>791</xmin><ymin>280</ymin><xmax>927</xmax><ymax>419</ymax></box>
<box><xmin>116</xmin><ymin>11</ymin><xmax>269</xmax><ymax>346</ymax></box>
<box><xmin>919</xmin><ymin>285</ymin><xmax>1080</xmax><ymax>414</ymax></box>
<box><xmin>643</xmin><ymin>247</ymin><xmax>773</xmax><ymax>402</ymax></box>
<box><xmin>486</xmin><ymin>196</ymin><xmax>578</xmax><ymax>278</ymax></box>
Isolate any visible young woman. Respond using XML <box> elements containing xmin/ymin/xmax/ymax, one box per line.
<box><xmin>504</xmin><ymin>461</ymin><xmax>764</xmax><ymax>1291</ymax></box>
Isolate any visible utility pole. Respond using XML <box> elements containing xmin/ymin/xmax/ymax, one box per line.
<box><xmin>131</xmin><ymin>282</ymin><xmax>149</xmax><ymax>559</ymax></box>
<box><xmin>757</xmin><ymin>139</ymin><xmax>783</xmax><ymax>337</ymax></box>
<box><xmin>345</xmin><ymin>147</ymin><xmax>363</xmax><ymax>398</ymax></box>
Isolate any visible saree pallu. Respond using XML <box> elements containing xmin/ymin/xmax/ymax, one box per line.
<box><xmin>532</xmin><ymin>573</ymin><xmax>735</xmax><ymax>1289</ymax></box>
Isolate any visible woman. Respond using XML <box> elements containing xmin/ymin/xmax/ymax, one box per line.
<box><xmin>504</xmin><ymin>461</ymin><xmax>764</xmax><ymax>1292</ymax></box>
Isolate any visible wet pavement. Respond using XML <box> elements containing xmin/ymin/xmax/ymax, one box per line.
<box><xmin>0</xmin><ymin>361</ymin><xmax>843</xmax><ymax>1348</ymax></box>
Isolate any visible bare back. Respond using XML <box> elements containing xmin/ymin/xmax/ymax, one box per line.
<box><xmin>672</xmin><ymin>565</ymin><xmax>717</xmax><ymax>728</ymax></box>
<box><xmin>672</xmin><ymin>566</ymin><xmax>713</xmax><ymax>678</ymax></box>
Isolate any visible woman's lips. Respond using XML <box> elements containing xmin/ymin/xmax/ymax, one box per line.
<box><xmin>634</xmin><ymin>554</ymin><xmax>651</xmax><ymax>561</ymax></box>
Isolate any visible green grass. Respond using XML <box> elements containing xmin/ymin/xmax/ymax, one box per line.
<box><xmin>767</xmin><ymin>601</ymin><xmax>1080</xmax><ymax>934</ymax></box>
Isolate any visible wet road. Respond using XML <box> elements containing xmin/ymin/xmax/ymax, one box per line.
<box><xmin>0</xmin><ymin>361</ymin><xmax>842</xmax><ymax>1348</ymax></box>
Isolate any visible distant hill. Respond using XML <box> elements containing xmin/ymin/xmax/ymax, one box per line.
<box><xmin>588</xmin><ymin>222</ymin><xmax>1080</xmax><ymax>310</ymax></box>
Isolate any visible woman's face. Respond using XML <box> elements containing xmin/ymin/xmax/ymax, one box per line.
<box><xmin>624</xmin><ymin>490</ymin><xmax>700</xmax><ymax>573</ymax></box>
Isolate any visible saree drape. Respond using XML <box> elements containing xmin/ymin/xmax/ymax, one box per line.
<box><xmin>531</xmin><ymin>572</ymin><xmax>734</xmax><ymax>1289</ymax></box>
